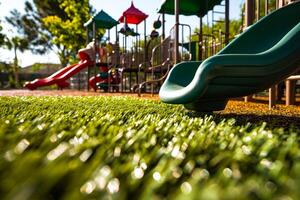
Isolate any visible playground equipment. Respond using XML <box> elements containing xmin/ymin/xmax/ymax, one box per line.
<box><xmin>24</xmin><ymin>43</ymin><xmax>95</xmax><ymax>90</ymax></box>
<box><xmin>24</xmin><ymin>10</ymin><xmax>120</xmax><ymax>91</ymax></box>
<box><xmin>158</xmin><ymin>0</ymin><xmax>230</xmax><ymax>63</ymax></box>
<box><xmin>243</xmin><ymin>0</ymin><xmax>300</xmax><ymax>108</ymax></box>
<box><xmin>131</xmin><ymin>0</ymin><xmax>229</xmax><ymax>96</ymax></box>
<box><xmin>159</xmin><ymin>2</ymin><xmax>300</xmax><ymax>111</ymax></box>
<box><xmin>24</xmin><ymin>0</ymin><xmax>228</xmax><ymax>93</ymax></box>
<box><xmin>133</xmin><ymin>24</ymin><xmax>192</xmax><ymax>96</ymax></box>
<box><xmin>88</xmin><ymin>63</ymin><xmax>120</xmax><ymax>92</ymax></box>
<box><xmin>130</xmin><ymin>17</ymin><xmax>170</xmax><ymax>95</ymax></box>
<box><xmin>84</xmin><ymin>10</ymin><xmax>120</xmax><ymax>92</ymax></box>
<box><xmin>118</xmin><ymin>2</ymin><xmax>148</xmax><ymax>92</ymax></box>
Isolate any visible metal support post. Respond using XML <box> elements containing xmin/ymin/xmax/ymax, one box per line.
<box><xmin>198</xmin><ymin>17</ymin><xmax>203</xmax><ymax>61</ymax></box>
<box><xmin>244</xmin><ymin>0</ymin><xmax>255</xmax><ymax>102</ymax></box>
<box><xmin>93</xmin><ymin>21</ymin><xmax>97</xmax><ymax>92</ymax></box>
<box><xmin>174</xmin><ymin>0</ymin><xmax>179</xmax><ymax>64</ymax></box>
<box><xmin>225</xmin><ymin>0</ymin><xmax>230</xmax><ymax>45</ymax></box>
<box><xmin>162</xmin><ymin>13</ymin><xmax>165</xmax><ymax>41</ymax></box>
<box><xmin>265</xmin><ymin>0</ymin><xmax>269</xmax><ymax>14</ymax></box>
<box><xmin>269</xmin><ymin>85</ymin><xmax>276</xmax><ymax>109</ymax></box>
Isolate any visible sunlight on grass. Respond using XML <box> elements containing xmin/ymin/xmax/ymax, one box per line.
<box><xmin>0</xmin><ymin>96</ymin><xmax>299</xmax><ymax>200</ymax></box>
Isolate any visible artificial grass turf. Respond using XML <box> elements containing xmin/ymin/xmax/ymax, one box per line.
<box><xmin>0</xmin><ymin>96</ymin><xmax>299</xmax><ymax>200</ymax></box>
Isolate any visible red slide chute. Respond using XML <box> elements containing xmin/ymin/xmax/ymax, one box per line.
<box><xmin>24</xmin><ymin>60</ymin><xmax>93</xmax><ymax>90</ymax></box>
<box><xmin>24</xmin><ymin>42</ymin><xmax>96</xmax><ymax>90</ymax></box>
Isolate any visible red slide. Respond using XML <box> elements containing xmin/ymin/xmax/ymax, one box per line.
<box><xmin>24</xmin><ymin>60</ymin><xmax>93</xmax><ymax>90</ymax></box>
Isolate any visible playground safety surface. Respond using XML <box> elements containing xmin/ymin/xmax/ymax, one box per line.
<box><xmin>0</xmin><ymin>89</ymin><xmax>159</xmax><ymax>100</ymax></box>
<box><xmin>0</xmin><ymin>89</ymin><xmax>299</xmax><ymax>127</ymax></box>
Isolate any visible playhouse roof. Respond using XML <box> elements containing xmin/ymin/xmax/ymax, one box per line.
<box><xmin>84</xmin><ymin>10</ymin><xmax>119</xmax><ymax>30</ymax></box>
<box><xmin>158</xmin><ymin>0</ymin><xmax>223</xmax><ymax>17</ymax></box>
<box><xmin>119</xmin><ymin>2</ymin><xmax>148</xmax><ymax>25</ymax></box>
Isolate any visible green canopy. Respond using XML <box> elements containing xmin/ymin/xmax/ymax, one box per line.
<box><xmin>84</xmin><ymin>10</ymin><xmax>119</xmax><ymax>30</ymax></box>
<box><xmin>158</xmin><ymin>0</ymin><xmax>223</xmax><ymax>17</ymax></box>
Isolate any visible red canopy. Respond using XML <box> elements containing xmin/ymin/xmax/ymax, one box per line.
<box><xmin>119</xmin><ymin>1</ymin><xmax>148</xmax><ymax>25</ymax></box>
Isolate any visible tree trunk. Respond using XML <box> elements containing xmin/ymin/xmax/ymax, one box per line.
<box><xmin>59</xmin><ymin>56</ymin><xmax>69</xmax><ymax>67</ymax></box>
<box><xmin>13</xmin><ymin>46</ymin><xmax>19</xmax><ymax>88</ymax></box>
<box><xmin>57</xmin><ymin>48</ymin><xmax>70</xmax><ymax>67</ymax></box>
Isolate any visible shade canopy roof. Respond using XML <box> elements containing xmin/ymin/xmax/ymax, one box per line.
<box><xmin>158</xmin><ymin>0</ymin><xmax>223</xmax><ymax>17</ymax></box>
<box><xmin>84</xmin><ymin>10</ymin><xmax>119</xmax><ymax>30</ymax></box>
<box><xmin>119</xmin><ymin>2</ymin><xmax>148</xmax><ymax>25</ymax></box>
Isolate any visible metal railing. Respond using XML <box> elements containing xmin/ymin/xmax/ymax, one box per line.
<box><xmin>170</xmin><ymin>23</ymin><xmax>192</xmax><ymax>63</ymax></box>
<box><xmin>131</xmin><ymin>36</ymin><xmax>173</xmax><ymax>93</ymax></box>
<box><xmin>136</xmin><ymin>58</ymin><xmax>172</xmax><ymax>97</ymax></box>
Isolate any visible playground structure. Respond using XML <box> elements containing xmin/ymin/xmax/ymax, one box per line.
<box><xmin>23</xmin><ymin>1</ymin><xmax>197</xmax><ymax>93</ymax></box>
<box><xmin>84</xmin><ymin>9</ymin><xmax>120</xmax><ymax>92</ymax></box>
<box><xmin>23</xmin><ymin>0</ymin><xmax>300</xmax><ymax>109</ymax></box>
<box><xmin>133</xmin><ymin>0</ymin><xmax>231</xmax><ymax>95</ymax></box>
<box><xmin>24</xmin><ymin>41</ymin><xmax>99</xmax><ymax>90</ymax></box>
<box><xmin>24</xmin><ymin>0</ymin><xmax>229</xmax><ymax>93</ymax></box>
<box><xmin>118</xmin><ymin>2</ymin><xmax>148</xmax><ymax>92</ymax></box>
<box><xmin>159</xmin><ymin>1</ymin><xmax>300</xmax><ymax>111</ymax></box>
<box><xmin>243</xmin><ymin>0</ymin><xmax>300</xmax><ymax>108</ymax></box>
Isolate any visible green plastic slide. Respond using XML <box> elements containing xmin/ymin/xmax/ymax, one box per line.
<box><xmin>159</xmin><ymin>2</ymin><xmax>300</xmax><ymax>111</ymax></box>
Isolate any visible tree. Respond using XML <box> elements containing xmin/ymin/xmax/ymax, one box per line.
<box><xmin>0</xmin><ymin>2</ymin><xmax>5</xmax><ymax>47</ymax></box>
<box><xmin>0</xmin><ymin>21</ymin><xmax>4</xmax><ymax>47</ymax></box>
<box><xmin>5</xmin><ymin>4</ymin><xmax>51</xmax><ymax>55</ymax></box>
<box><xmin>4</xmin><ymin>36</ymin><xmax>28</xmax><ymax>87</ymax></box>
<box><xmin>191</xmin><ymin>18</ymin><xmax>243</xmax><ymax>43</ymax></box>
<box><xmin>6</xmin><ymin>0</ymin><xmax>93</xmax><ymax>66</ymax></box>
<box><xmin>42</xmin><ymin>0</ymin><xmax>92</xmax><ymax>66</ymax></box>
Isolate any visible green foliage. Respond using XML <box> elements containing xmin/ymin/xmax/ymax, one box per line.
<box><xmin>191</xmin><ymin>18</ymin><xmax>243</xmax><ymax>43</ymax></box>
<box><xmin>3</xmin><ymin>36</ymin><xmax>28</xmax><ymax>88</ymax></box>
<box><xmin>0</xmin><ymin>3</ymin><xmax>5</xmax><ymax>47</ymax></box>
<box><xmin>0</xmin><ymin>96</ymin><xmax>300</xmax><ymax>200</ymax></box>
<box><xmin>30</xmin><ymin>63</ymin><xmax>43</xmax><ymax>72</ymax></box>
<box><xmin>0</xmin><ymin>21</ymin><xmax>4</xmax><ymax>47</ymax></box>
<box><xmin>0</xmin><ymin>62</ymin><xmax>16</xmax><ymax>88</ymax></box>
<box><xmin>5</xmin><ymin>0</ymin><xmax>93</xmax><ymax>66</ymax></box>
<box><xmin>42</xmin><ymin>0</ymin><xmax>92</xmax><ymax>66</ymax></box>
<box><xmin>5</xmin><ymin>36</ymin><xmax>28</xmax><ymax>52</ymax></box>
<box><xmin>5</xmin><ymin>6</ymin><xmax>51</xmax><ymax>55</ymax></box>
<box><xmin>0</xmin><ymin>62</ymin><xmax>9</xmax><ymax>73</ymax></box>
<box><xmin>257</xmin><ymin>0</ymin><xmax>277</xmax><ymax>19</ymax></box>
<box><xmin>239</xmin><ymin>0</ymin><xmax>278</xmax><ymax>28</ymax></box>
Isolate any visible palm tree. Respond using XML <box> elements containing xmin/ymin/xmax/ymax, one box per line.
<box><xmin>5</xmin><ymin>36</ymin><xmax>28</xmax><ymax>87</ymax></box>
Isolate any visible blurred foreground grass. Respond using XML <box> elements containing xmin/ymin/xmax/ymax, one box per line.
<box><xmin>0</xmin><ymin>96</ymin><xmax>300</xmax><ymax>200</ymax></box>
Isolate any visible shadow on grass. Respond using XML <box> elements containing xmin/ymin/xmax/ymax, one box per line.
<box><xmin>187</xmin><ymin>111</ymin><xmax>300</xmax><ymax>130</ymax></box>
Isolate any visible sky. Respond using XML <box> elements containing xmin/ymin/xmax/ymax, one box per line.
<box><xmin>0</xmin><ymin>0</ymin><xmax>244</xmax><ymax>67</ymax></box>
